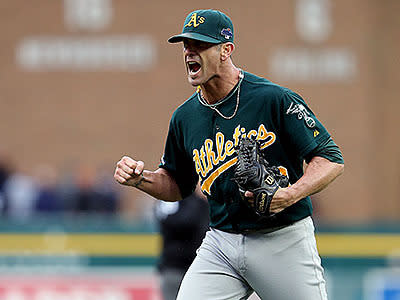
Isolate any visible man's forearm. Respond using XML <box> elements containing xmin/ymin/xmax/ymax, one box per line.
<box><xmin>135</xmin><ymin>168</ymin><xmax>183</xmax><ymax>202</ymax></box>
<box><xmin>114</xmin><ymin>156</ymin><xmax>182</xmax><ymax>201</ymax></box>
<box><xmin>288</xmin><ymin>156</ymin><xmax>344</xmax><ymax>202</ymax></box>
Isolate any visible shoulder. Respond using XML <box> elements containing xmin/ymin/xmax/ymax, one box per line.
<box><xmin>242</xmin><ymin>71</ymin><xmax>295</xmax><ymax>104</ymax></box>
<box><xmin>170</xmin><ymin>92</ymin><xmax>198</xmax><ymax>124</ymax></box>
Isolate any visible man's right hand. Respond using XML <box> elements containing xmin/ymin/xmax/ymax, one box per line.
<box><xmin>114</xmin><ymin>156</ymin><xmax>145</xmax><ymax>187</ymax></box>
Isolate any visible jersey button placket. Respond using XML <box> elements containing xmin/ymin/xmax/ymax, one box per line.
<box><xmin>212</xmin><ymin>112</ymin><xmax>220</xmax><ymax>134</ymax></box>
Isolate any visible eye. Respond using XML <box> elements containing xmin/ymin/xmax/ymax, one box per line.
<box><xmin>183</xmin><ymin>41</ymin><xmax>193</xmax><ymax>51</ymax></box>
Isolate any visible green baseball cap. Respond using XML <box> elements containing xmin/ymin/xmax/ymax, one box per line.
<box><xmin>168</xmin><ymin>9</ymin><xmax>234</xmax><ymax>44</ymax></box>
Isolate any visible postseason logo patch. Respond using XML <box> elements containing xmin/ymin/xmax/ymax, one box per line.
<box><xmin>221</xmin><ymin>28</ymin><xmax>233</xmax><ymax>40</ymax></box>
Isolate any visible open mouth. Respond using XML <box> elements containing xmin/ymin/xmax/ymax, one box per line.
<box><xmin>187</xmin><ymin>61</ymin><xmax>201</xmax><ymax>76</ymax></box>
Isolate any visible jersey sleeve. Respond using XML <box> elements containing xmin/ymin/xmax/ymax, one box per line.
<box><xmin>278</xmin><ymin>89</ymin><xmax>331</xmax><ymax>159</ymax></box>
<box><xmin>159</xmin><ymin>114</ymin><xmax>199</xmax><ymax>199</ymax></box>
<box><xmin>304</xmin><ymin>137</ymin><xmax>344</xmax><ymax>164</ymax></box>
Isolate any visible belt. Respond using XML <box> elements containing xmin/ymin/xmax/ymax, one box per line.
<box><xmin>223</xmin><ymin>224</ymin><xmax>289</xmax><ymax>235</ymax></box>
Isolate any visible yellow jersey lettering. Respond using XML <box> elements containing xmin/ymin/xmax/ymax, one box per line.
<box><xmin>257</xmin><ymin>124</ymin><xmax>268</xmax><ymax>140</ymax></box>
<box><xmin>233</xmin><ymin>125</ymin><xmax>241</xmax><ymax>146</ymax></box>
<box><xmin>259</xmin><ymin>133</ymin><xmax>276</xmax><ymax>149</ymax></box>
<box><xmin>193</xmin><ymin>124</ymin><xmax>278</xmax><ymax>195</ymax></box>
<box><xmin>193</xmin><ymin>149</ymin><xmax>206</xmax><ymax>177</ymax></box>
<box><xmin>201</xmin><ymin>157</ymin><xmax>238</xmax><ymax>195</ymax></box>
<box><xmin>225</xmin><ymin>140</ymin><xmax>234</xmax><ymax>156</ymax></box>
<box><xmin>215</xmin><ymin>132</ymin><xmax>225</xmax><ymax>162</ymax></box>
<box><xmin>247</xmin><ymin>130</ymin><xmax>257</xmax><ymax>139</ymax></box>
<box><xmin>205</xmin><ymin>139</ymin><xmax>217</xmax><ymax>172</ymax></box>
<box><xmin>257</xmin><ymin>124</ymin><xmax>276</xmax><ymax>149</ymax></box>
<box><xmin>199</xmin><ymin>146</ymin><xmax>207</xmax><ymax>174</ymax></box>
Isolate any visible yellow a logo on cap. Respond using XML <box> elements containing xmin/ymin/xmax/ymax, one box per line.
<box><xmin>185</xmin><ymin>13</ymin><xmax>205</xmax><ymax>28</ymax></box>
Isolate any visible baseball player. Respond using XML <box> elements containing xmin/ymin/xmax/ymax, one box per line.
<box><xmin>114</xmin><ymin>9</ymin><xmax>344</xmax><ymax>300</ymax></box>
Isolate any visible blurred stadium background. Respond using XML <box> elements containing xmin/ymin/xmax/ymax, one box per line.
<box><xmin>0</xmin><ymin>0</ymin><xmax>399</xmax><ymax>299</ymax></box>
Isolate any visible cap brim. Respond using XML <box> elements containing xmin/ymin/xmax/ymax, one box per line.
<box><xmin>168</xmin><ymin>32</ymin><xmax>221</xmax><ymax>44</ymax></box>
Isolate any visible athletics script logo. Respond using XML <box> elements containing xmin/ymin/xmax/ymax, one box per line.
<box><xmin>193</xmin><ymin>124</ymin><xmax>276</xmax><ymax>195</ymax></box>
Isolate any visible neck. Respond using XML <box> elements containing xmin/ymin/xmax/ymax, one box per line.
<box><xmin>200</xmin><ymin>66</ymin><xmax>241</xmax><ymax>105</ymax></box>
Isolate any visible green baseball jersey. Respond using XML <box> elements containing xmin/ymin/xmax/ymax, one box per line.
<box><xmin>160</xmin><ymin>71</ymin><xmax>331</xmax><ymax>231</ymax></box>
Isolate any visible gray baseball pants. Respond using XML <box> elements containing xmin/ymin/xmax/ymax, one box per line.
<box><xmin>176</xmin><ymin>216</ymin><xmax>328</xmax><ymax>300</ymax></box>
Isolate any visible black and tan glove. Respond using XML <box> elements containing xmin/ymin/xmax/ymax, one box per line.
<box><xmin>232</xmin><ymin>137</ymin><xmax>289</xmax><ymax>217</ymax></box>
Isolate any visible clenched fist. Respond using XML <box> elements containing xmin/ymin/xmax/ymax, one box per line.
<box><xmin>114</xmin><ymin>156</ymin><xmax>145</xmax><ymax>187</ymax></box>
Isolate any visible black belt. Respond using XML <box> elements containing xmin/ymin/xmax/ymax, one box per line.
<box><xmin>223</xmin><ymin>224</ymin><xmax>289</xmax><ymax>235</ymax></box>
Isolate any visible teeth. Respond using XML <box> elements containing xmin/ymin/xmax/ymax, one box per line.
<box><xmin>188</xmin><ymin>62</ymin><xmax>197</xmax><ymax>67</ymax></box>
<box><xmin>187</xmin><ymin>61</ymin><xmax>201</xmax><ymax>75</ymax></box>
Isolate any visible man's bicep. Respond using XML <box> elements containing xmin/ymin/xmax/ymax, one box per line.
<box><xmin>154</xmin><ymin>166</ymin><xmax>175</xmax><ymax>179</ymax></box>
<box><xmin>157</xmin><ymin>163</ymin><xmax>199</xmax><ymax>200</ymax></box>
<box><xmin>153</xmin><ymin>167</ymin><xmax>183</xmax><ymax>201</ymax></box>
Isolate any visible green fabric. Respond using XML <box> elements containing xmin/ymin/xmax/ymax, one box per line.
<box><xmin>168</xmin><ymin>9</ymin><xmax>234</xmax><ymax>44</ymax></box>
<box><xmin>305</xmin><ymin>137</ymin><xmax>344</xmax><ymax>164</ymax></box>
<box><xmin>160</xmin><ymin>71</ymin><xmax>335</xmax><ymax>231</ymax></box>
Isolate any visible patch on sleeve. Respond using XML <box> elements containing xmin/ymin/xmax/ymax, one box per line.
<box><xmin>286</xmin><ymin>102</ymin><xmax>316</xmax><ymax>128</ymax></box>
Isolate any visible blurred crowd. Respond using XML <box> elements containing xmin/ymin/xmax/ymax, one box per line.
<box><xmin>0</xmin><ymin>148</ymin><xmax>121</xmax><ymax>220</ymax></box>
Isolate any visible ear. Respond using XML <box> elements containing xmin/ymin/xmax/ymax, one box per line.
<box><xmin>220</xmin><ymin>43</ymin><xmax>235</xmax><ymax>61</ymax></box>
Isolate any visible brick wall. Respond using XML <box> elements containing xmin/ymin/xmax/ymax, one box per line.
<box><xmin>0</xmin><ymin>0</ymin><xmax>399</xmax><ymax>223</ymax></box>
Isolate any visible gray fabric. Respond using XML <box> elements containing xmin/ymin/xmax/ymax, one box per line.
<box><xmin>177</xmin><ymin>217</ymin><xmax>328</xmax><ymax>300</ymax></box>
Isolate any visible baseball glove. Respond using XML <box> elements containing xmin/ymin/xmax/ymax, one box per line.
<box><xmin>232</xmin><ymin>137</ymin><xmax>289</xmax><ymax>217</ymax></box>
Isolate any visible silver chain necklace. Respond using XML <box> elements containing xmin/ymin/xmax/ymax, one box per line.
<box><xmin>197</xmin><ymin>70</ymin><xmax>244</xmax><ymax>120</ymax></box>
